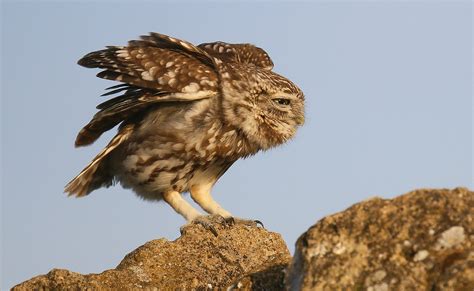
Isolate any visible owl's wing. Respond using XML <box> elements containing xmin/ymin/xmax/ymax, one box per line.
<box><xmin>76</xmin><ymin>33</ymin><xmax>219</xmax><ymax>147</ymax></box>
<box><xmin>198</xmin><ymin>42</ymin><xmax>274</xmax><ymax>70</ymax></box>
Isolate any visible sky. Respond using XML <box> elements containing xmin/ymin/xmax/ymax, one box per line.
<box><xmin>1</xmin><ymin>1</ymin><xmax>472</xmax><ymax>289</ymax></box>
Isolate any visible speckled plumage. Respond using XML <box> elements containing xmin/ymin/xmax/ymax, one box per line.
<box><xmin>65</xmin><ymin>32</ymin><xmax>304</xmax><ymax>223</ymax></box>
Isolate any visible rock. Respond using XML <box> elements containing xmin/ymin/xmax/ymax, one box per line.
<box><xmin>13</xmin><ymin>221</ymin><xmax>291</xmax><ymax>290</ymax></box>
<box><xmin>13</xmin><ymin>188</ymin><xmax>474</xmax><ymax>290</ymax></box>
<box><xmin>286</xmin><ymin>187</ymin><xmax>474</xmax><ymax>290</ymax></box>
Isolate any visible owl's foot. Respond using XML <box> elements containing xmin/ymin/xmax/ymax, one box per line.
<box><xmin>181</xmin><ymin>215</ymin><xmax>233</xmax><ymax>237</ymax></box>
<box><xmin>229</xmin><ymin>217</ymin><xmax>265</xmax><ymax>228</ymax></box>
<box><xmin>181</xmin><ymin>215</ymin><xmax>265</xmax><ymax>237</ymax></box>
<box><xmin>220</xmin><ymin>216</ymin><xmax>264</xmax><ymax>228</ymax></box>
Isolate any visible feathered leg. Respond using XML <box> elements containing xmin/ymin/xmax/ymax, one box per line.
<box><xmin>190</xmin><ymin>183</ymin><xmax>232</xmax><ymax>218</ymax></box>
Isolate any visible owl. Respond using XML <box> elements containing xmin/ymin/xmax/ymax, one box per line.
<box><xmin>65</xmin><ymin>32</ymin><xmax>304</xmax><ymax>233</ymax></box>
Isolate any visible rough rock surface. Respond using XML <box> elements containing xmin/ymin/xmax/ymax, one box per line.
<box><xmin>13</xmin><ymin>221</ymin><xmax>290</xmax><ymax>290</ymax></box>
<box><xmin>286</xmin><ymin>187</ymin><xmax>474</xmax><ymax>290</ymax></box>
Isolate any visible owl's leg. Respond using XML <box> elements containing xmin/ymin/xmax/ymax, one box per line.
<box><xmin>189</xmin><ymin>183</ymin><xmax>232</xmax><ymax>218</ymax></box>
<box><xmin>190</xmin><ymin>184</ymin><xmax>265</xmax><ymax>229</ymax></box>
<box><xmin>164</xmin><ymin>190</ymin><xmax>222</xmax><ymax>236</ymax></box>
<box><xmin>162</xmin><ymin>190</ymin><xmax>202</xmax><ymax>221</ymax></box>
<box><xmin>188</xmin><ymin>184</ymin><xmax>264</xmax><ymax>232</ymax></box>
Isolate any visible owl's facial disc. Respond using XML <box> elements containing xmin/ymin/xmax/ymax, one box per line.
<box><xmin>220</xmin><ymin>65</ymin><xmax>304</xmax><ymax>151</ymax></box>
<box><xmin>252</xmin><ymin>90</ymin><xmax>304</xmax><ymax>147</ymax></box>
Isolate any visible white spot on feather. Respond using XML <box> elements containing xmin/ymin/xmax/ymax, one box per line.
<box><xmin>166</xmin><ymin>71</ymin><xmax>176</xmax><ymax>78</ymax></box>
<box><xmin>141</xmin><ymin>71</ymin><xmax>154</xmax><ymax>81</ymax></box>
<box><xmin>181</xmin><ymin>83</ymin><xmax>200</xmax><ymax>93</ymax></box>
<box><xmin>158</xmin><ymin>77</ymin><xmax>166</xmax><ymax>85</ymax></box>
<box><xmin>116</xmin><ymin>50</ymin><xmax>129</xmax><ymax>58</ymax></box>
<box><xmin>144</xmin><ymin>61</ymin><xmax>155</xmax><ymax>69</ymax></box>
<box><xmin>200</xmin><ymin>80</ymin><xmax>215</xmax><ymax>87</ymax></box>
<box><xmin>169</xmin><ymin>78</ymin><xmax>178</xmax><ymax>88</ymax></box>
<box><xmin>149</xmin><ymin>66</ymin><xmax>159</xmax><ymax>76</ymax></box>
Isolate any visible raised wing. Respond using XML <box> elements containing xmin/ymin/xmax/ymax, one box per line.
<box><xmin>198</xmin><ymin>42</ymin><xmax>274</xmax><ymax>70</ymax></box>
<box><xmin>76</xmin><ymin>33</ymin><xmax>220</xmax><ymax>147</ymax></box>
<box><xmin>78</xmin><ymin>44</ymin><xmax>219</xmax><ymax>98</ymax></box>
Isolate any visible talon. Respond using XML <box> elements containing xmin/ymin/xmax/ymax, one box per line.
<box><xmin>214</xmin><ymin>214</ymin><xmax>226</xmax><ymax>225</ymax></box>
<box><xmin>224</xmin><ymin>216</ymin><xmax>235</xmax><ymax>226</ymax></box>
<box><xmin>229</xmin><ymin>217</ymin><xmax>264</xmax><ymax>228</ymax></box>
<box><xmin>188</xmin><ymin>215</ymin><xmax>222</xmax><ymax>237</ymax></box>
<box><xmin>254</xmin><ymin>220</ymin><xmax>265</xmax><ymax>228</ymax></box>
<box><xmin>208</xmin><ymin>224</ymin><xmax>218</xmax><ymax>237</ymax></box>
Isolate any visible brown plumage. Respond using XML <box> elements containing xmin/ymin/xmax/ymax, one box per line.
<box><xmin>66</xmin><ymin>32</ymin><xmax>305</xmax><ymax>228</ymax></box>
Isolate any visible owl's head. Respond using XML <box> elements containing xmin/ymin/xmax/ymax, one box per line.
<box><xmin>220</xmin><ymin>64</ymin><xmax>305</xmax><ymax>150</ymax></box>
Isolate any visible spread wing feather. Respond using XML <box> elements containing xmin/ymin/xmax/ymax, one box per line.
<box><xmin>130</xmin><ymin>32</ymin><xmax>215</xmax><ymax>67</ymax></box>
<box><xmin>198</xmin><ymin>42</ymin><xmax>274</xmax><ymax>70</ymax></box>
<box><xmin>75</xmin><ymin>32</ymin><xmax>220</xmax><ymax>147</ymax></box>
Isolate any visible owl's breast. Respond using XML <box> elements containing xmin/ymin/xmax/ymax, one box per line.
<box><xmin>111</xmin><ymin>139</ymin><xmax>231</xmax><ymax>201</ymax></box>
<box><xmin>109</xmin><ymin>100</ymin><xmax>242</xmax><ymax>200</ymax></box>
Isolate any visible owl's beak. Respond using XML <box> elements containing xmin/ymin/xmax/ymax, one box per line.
<box><xmin>296</xmin><ymin>115</ymin><xmax>305</xmax><ymax>126</ymax></box>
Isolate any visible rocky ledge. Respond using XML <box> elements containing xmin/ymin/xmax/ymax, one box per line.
<box><xmin>13</xmin><ymin>188</ymin><xmax>473</xmax><ymax>290</ymax></box>
<box><xmin>12</xmin><ymin>221</ymin><xmax>290</xmax><ymax>290</ymax></box>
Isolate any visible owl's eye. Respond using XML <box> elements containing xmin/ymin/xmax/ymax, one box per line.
<box><xmin>273</xmin><ymin>98</ymin><xmax>291</xmax><ymax>106</ymax></box>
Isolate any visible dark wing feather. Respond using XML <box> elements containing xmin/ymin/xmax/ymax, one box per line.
<box><xmin>100</xmin><ymin>85</ymin><xmax>134</xmax><ymax>97</ymax></box>
<box><xmin>130</xmin><ymin>32</ymin><xmax>215</xmax><ymax>67</ymax></box>
<box><xmin>74</xmin><ymin>89</ymin><xmax>156</xmax><ymax>146</ymax></box>
<box><xmin>198</xmin><ymin>42</ymin><xmax>274</xmax><ymax>70</ymax></box>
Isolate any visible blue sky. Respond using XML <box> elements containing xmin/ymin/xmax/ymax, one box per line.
<box><xmin>2</xmin><ymin>1</ymin><xmax>472</xmax><ymax>289</ymax></box>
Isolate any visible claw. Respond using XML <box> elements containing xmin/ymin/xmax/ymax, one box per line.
<box><xmin>196</xmin><ymin>217</ymin><xmax>219</xmax><ymax>237</ymax></box>
<box><xmin>254</xmin><ymin>220</ymin><xmax>265</xmax><ymax>228</ymax></box>
<box><xmin>207</xmin><ymin>224</ymin><xmax>218</xmax><ymax>237</ymax></box>
<box><xmin>185</xmin><ymin>215</ymin><xmax>224</xmax><ymax>237</ymax></box>
<box><xmin>223</xmin><ymin>216</ymin><xmax>235</xmax><ymax>226</ymax></box>
<box><xmin>230</xmin><ymin>217</ymin><xmax>265</xmax><ymax>228</ymax></box>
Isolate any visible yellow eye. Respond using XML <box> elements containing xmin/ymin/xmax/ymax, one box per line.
<box><xmin>273</xmin><ymin>98</ymin><xmax>291</xmax><ymax>106</ymax></box>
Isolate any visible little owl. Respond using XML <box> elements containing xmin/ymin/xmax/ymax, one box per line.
<box><xmin>65</xmin><ymin>32</ymin><xmax>305</xmax><ymax>233</ymax></box>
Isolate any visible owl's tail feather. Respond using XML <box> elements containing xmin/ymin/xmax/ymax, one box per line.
<box><xmin>65</xmin><ymin>125</ymin><xmax>133</xmax><ymax>197</ymax></box>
